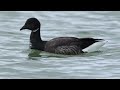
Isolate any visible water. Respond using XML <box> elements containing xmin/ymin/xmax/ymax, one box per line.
<box><xmin>0</xmin><ymin>11</ymin><xmax>120</xmax><ymax>79</ymax></box>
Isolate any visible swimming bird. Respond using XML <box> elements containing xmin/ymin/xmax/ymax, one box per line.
<box><xmin>20</xmin><ymin>18</ymin><xmax>106</xmax><ymax>55</ymax></box>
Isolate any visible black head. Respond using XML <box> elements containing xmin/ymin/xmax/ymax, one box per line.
<box><xmin>20</xmin><ymin>18</ymin><xmax>41</xmax><ymax>32</ymax></box>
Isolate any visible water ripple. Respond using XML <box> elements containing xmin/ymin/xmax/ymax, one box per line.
<box><xmin>0</xmin><ymin>11</ymin><xmax>120</xmax><ymax>79</ymax></box>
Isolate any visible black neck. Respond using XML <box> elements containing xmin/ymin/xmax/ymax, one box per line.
<box><xmin>30</xmin><ymin>28</ymin><xmax>46</xmax><ymax>51</ymax></box>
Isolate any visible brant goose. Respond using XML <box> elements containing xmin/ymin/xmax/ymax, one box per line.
<box><xmin>20</xmin><ymin>18</ymin><xmax>106</xmax><ymax>55</ymax></box>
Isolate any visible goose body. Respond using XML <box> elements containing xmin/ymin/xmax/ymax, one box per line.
<box><xmin>20</xmin><ymin>18</ymin><xmax>106</xmax><ymax>55</ymax></box>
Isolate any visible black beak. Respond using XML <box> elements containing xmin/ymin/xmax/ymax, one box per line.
<box><xmin>20</xmin><ymin>26</ymin><xmax>27</xmax><ymax>31</ymax></box>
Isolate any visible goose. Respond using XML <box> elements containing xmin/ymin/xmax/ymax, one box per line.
<box><xmin>20</xmin><ymin>18</ymin><xmax>106</xmax><ymax>55</ymax></box>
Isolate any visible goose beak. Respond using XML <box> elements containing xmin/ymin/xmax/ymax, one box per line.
<box><xmin>20</xmin><ymin>26</ymin><xmax>26</xmax><ymax>31</ymax></box>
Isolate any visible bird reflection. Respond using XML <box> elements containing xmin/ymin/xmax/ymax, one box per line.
<box><xmin>28</xmin><ymin>49</ymin><xmax>42</xmax><ymax>60</ymax></box>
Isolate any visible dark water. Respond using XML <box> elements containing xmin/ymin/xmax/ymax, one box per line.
<box><xmin>0</xmin><ymin>11</ymin><xmax>120</xmax><ymax>79</ymax></box>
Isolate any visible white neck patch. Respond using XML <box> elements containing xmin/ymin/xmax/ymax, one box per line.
<box><xmin>32</xmin><ymin>28</ymin><xmax>39</xmax><ymax>32</ymax></box>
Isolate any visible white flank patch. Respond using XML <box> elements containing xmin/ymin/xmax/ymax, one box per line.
<box><xmin>82</xmin><ymin>40</ymin><xmax>107</xmax><ymax>53</ymax></box>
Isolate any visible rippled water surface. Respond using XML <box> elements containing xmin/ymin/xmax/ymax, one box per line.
<box><xmin>0</xmin><ymin>11</ymin><xmax>120</xmax><ymax>79</ymax></box>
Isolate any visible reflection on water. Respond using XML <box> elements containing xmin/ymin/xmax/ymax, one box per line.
<box><xmin>28</xmin><ymin>48</ymin><xmax>104</xmax><ymax>61</ymax></box>
<box><xmin>28</xmin><ymin>50</ymin><xmax>42</xmax><ymax>57</ymax></box>
<box><xmin>28</xmin><ymin>49</ymin><xmax>73</xmax><ymax>60</ymax></box>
